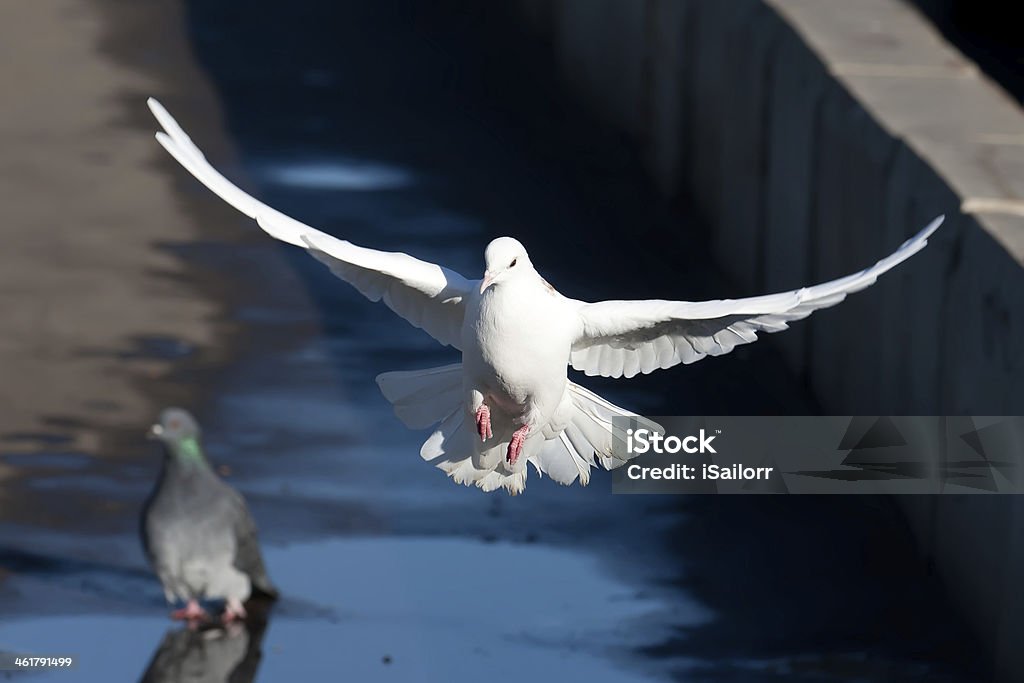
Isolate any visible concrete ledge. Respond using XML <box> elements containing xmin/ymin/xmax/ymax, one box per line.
<box><xmin>513</xmin><ymin>0</ymin><xmax>1024</xmax><ymax>678</ymax></box>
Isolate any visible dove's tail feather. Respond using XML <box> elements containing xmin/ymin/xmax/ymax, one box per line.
<box><xmin>376</xmin><ymin>363</ymin><xmax>529</xmax><ymax>495</ymax></box>
<box><xmin>376</xmin><ymin>365</ymin><xmax>659</xmax><ymax>495</ymax></box>
<box><xmin>530</xmin><ymin>382</ymin><xmax>664</xmax><ymax>485</ymax></box>
<box><xmin>420</xmin><ymin>407</ymin><xmax>530</xmax><ymax>495</ymax></box>
<box><xmin>376</xmin><ymin>364</ymin><xmax>463</xmax><ymax>430</ymax></box>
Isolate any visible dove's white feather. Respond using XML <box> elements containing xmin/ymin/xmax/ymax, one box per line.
<box><xmin>149</xmin><ymin>98</ymin><xmax>472</xmax><ymax>349</ymax></box>
<box><xmin>532</xmin><ymin>434</ymin><xmax>593</xmax><ymax>486</ymax></box>
<box><xmin>390</xmin><ymin>364</ymin><xmax>660</xmax><ymax>492</ymax></box>
<box><xmin>569</xmin><ymin>216</ymin><xmax>943</xmax><ymax>378</ymax></box>
<box><xmin>376</xmin><ymin>364</ymin><xmax>463</xmax><ymax>429</ymax></box>
<box><xmin>149</xmin><ymin>98</ymin><xmax>942</xmax><ymax>494</ymax></box>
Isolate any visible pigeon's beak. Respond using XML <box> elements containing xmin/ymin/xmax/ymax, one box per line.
<box><xmin>147</xmin><ymin>424</ymin><xmax>164</xmax><ymax>440</ymax></box>
<box><xmin>479</xmin><ymin>271</ymin><xmax>495</xmax><ymax>294</ymax></box>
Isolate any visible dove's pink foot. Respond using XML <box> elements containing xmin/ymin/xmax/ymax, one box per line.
<box><xmin>506</xmin><ymin>425</ymin><xmax>529</xmax><ymax>465</ymax></box>
<box><xmin>171</xmin><ymin>599</ymin><xmax>207</xmax><ymax>621</ymax></box>
<box><xmin>222</xmin><ymin>598</ymin><xmax>247</xmax><ymax>624</ymax></box>
<box><xmin>475</xmin><ymin>404</ymin><xmax>492</xmax><ymax>441</ymax></box>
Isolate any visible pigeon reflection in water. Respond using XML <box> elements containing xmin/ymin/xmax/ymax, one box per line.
<box><xmin>138</xmin><ymin>611</ymin><xmax>270</xmax><ymax>683</ymax></box>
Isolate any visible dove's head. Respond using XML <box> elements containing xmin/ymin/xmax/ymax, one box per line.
<box><xmin>149</xmin><ymin>408</ymin><xmax>205</xmax><ymax>462</ymax></box>
<box><xmin>480</xmin><ymin>237</ymin><xmax>532</xmax><ymax>294</ymax></box>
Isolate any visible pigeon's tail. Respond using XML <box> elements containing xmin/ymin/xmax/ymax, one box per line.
<box><xmin>377</xmin><ymin>365</ymin><xmax>660</xmax><ymax>495</ymax></box>
<box><xmin>529</xmin><ymin>382</ymin><xmax>664</xmax><ymax>486</ymax></box>
<box><xmin>377</xmin><ymin>363</ymin><xmax>529</xmax><ymax>495</ymax></box>
<box><xmin>376</xmin><ymin>363</ymin><xmax>463</xmax><ymax>429</ymax></box>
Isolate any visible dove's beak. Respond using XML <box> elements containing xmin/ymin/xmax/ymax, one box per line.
<box><xmin>147</xmin><ymin>424</ymin><xmax>164</xmax><ymax>440</ymax></box>
<box><xmin>479</xmin><ymin>271</ymin><xmax>495</xmax><ymax>294</ymax></box>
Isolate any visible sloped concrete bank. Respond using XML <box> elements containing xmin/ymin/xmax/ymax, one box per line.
<box><xmin>512</xmin><ymin>1</ymin><xmax>1024</xmax><ymax>680</ymax></box>
<box><xmin>0</xmin><ymin>0</ymin><xmax>316</xmax><ymax>533</ymax></box>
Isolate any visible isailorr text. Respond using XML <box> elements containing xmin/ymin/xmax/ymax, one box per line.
<box><xmin>625</xmin><ymin>463</ymin><xmax>775</xmax><ymax>481</ymax></box>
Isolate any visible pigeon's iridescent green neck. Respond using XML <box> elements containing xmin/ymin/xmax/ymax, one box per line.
<box><xmin>172</xmin><ymin>436</ymin><xmax>207</xmax><ymax>465</ymax></box>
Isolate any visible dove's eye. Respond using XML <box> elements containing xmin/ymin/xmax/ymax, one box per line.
<box><xmin>509</xmin><ymin>259</ymin><xmax>517</xmax><ymax>268</ymax></box>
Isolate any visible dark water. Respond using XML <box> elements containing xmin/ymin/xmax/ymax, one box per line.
<box><xmin>0</xmin><ymin>2</ymin><xmax>986</xmax><ymax>682</ymax></box>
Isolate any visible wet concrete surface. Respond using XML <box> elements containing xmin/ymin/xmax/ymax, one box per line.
<box><xmin>0</xmin><ymin>0</ymin><xmax>242</xmax><ymax>463</ymax></box>
<box><xmin>0</xmin><ymin>2</ymin><xmax>989</xmax><ymax>682</ymax></box>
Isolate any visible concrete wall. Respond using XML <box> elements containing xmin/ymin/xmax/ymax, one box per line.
<box><xmin>513</xmin><ymin>1</ymin><xmax>1024</xmax><ymax>679</ymax></box>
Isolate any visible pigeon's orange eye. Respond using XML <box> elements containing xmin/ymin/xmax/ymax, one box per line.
<box><xmin>510</xmin><ymin>259</ymin><xmax>517</xmax><ymax>268</ymax></box>
<box><xmin>168</xmin><ymin>419</ymin><xmax>181</xmax><ymax>430</ymax></box>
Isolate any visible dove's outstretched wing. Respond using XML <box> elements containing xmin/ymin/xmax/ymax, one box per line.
<box><xmin>570</xmin><ymin>216</ymin><xmax>943</xmax><ymax>379</ymax></box>
<box><xmin>148</xmin><ymin>98</ymin><xmax>473</xmax><ymax>349</ymax></box>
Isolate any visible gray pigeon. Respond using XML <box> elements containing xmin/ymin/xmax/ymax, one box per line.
<box><xmin>141</xmin><ymin>408</ymin><xmax>277</xmax><ymax>622</ymax></box>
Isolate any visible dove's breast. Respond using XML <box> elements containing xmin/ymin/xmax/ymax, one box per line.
<box><xmin>464</xmin><ymin>281</ymin><xmax>577</xmax><ymax>410</ymax></box>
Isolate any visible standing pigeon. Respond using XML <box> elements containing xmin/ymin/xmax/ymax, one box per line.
<box><xmin>148</xmin><ymin>98</ymin><xmax>943</xmax><ymax>495</ymax></box>
<box><xmin>142</xmin><ymin>408</ymin><xmax>277</xmax><ymax>622</ymax></box>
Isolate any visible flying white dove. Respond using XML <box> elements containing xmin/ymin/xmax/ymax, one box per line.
<box><xmin>148</xmin><ymin>98</ymin><xmax>943</xmax><ymax>495</ymax></box>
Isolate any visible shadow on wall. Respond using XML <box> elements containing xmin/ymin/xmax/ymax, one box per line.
<box><xmin>511</xmin><ymin>2</ymin><xmax>1024</xmax><ymax>681</ymax></box>
<box><xmin>514</xmin><ymin>0</ymin><xmax>1024</xmax><ymax>419</ymax></box>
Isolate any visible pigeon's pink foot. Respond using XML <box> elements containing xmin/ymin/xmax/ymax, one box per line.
<box><xmin>171</xmin><ymin>599</ymin><xmax>207</xmax><ymax>621</ymax></box>
<box><xmin>222</xmin><ymin>598</ymin><xmax>247</xmax><ymax>625</ymax></box>
<box><xmin>506</xmin><ymin>425</ymin><xmax>529</xmax><ymax>465</ymax></box>
<box><xmin>475</xmin><ymin>404</ymin><xmax>492</xmax><ymax>441</ymax></box>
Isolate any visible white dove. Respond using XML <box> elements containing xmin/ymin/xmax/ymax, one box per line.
<box><xmin>148</xmin><ymin>98</ymin><xmax>943</xmax><ymax>495</ymax></box>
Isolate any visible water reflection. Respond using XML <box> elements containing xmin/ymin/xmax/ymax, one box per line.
<box><xmin>257</xmin><ymin>160</ymin><xmax>414</xmax><ymax>190</ymax></box>
<box><xmin>139</xmin><ymin>603</ymin><xmax>272</xmax><ymax>683</ymax></box>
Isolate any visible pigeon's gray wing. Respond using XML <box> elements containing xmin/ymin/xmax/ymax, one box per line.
<box><xmin>227</xmin><ymin>489</ymin><xmax>277</xmax><ymax>598</ymax></box>
<box><xmin>569</xmin><ymin>217</ymin><xmax>943</xmax><ymax>378</ymax></box>
<box><xmin>139</xmin><ymin>483</ymin><xmax>160</xmax><ymax>564</ymax></box>
<box><xmin>148</xmin><ymin>98</ymin><xmax>473</xmax><ymax>350</ymax></box>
